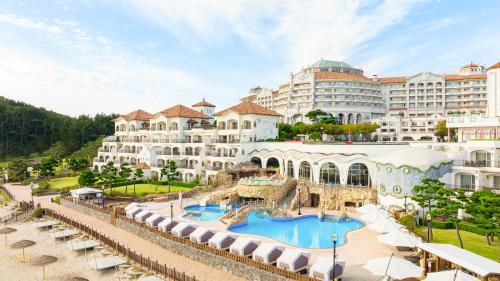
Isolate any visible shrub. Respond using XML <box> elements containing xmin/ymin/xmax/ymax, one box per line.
<box><xmin>33</xmin><ymin>207</ymin><xmax>44</xmax><ymax>218</ymax></box>
<box><xmin>53</xmin><ymin>196</ymin><xmax>61</xmax><ymax>205</ymax></box>
<box><xmin>399</xmin><ymin>214</ymin><xmax>416</xmax><ymax>232</ymax></box>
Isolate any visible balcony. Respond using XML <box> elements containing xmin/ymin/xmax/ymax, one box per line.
<box><xmin>98</xmin><ymin>148</ymin><xmax>111</xmax><ymax>152</ymax></box>
<box><xmin>453</xmin><ymin>160</ymin><xmax>499</xmax><ymax>168</ymax></box>
<box><xmin>118</xmin><ymin>149</ymin><xmax>138</xmax><ymax>154</ymax></box>
<box><xmin>206</xmin><ymin>166</ymin><xmax>222</xmax><ymax>171</ymax></box>
<box><xmin>156</xmin><ymin>151</ymin><xmax>172</xmax><ymax>156</ymax></box>
<box><xmin>171</xmin><ymin>138</ymin><xmax>191</xmax><ymax>143</ymax></box>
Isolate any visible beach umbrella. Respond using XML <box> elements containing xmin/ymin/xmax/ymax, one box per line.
<box><xmin>368</xmin><ymin>218</ymin><xmax>404</xmax><ymax>233</ymax></box>
<box><xmin>31</xmin><ymin>255</ymin><xmax>58</xmax><ymax>280</ymax></box>
<box><xmin>65</xmin><ymin>277</ymin><xmax>89</xmax><ymax>281</ymax></box>
<box><xmin>356</xmin><ymin>203</ymin><xmax>379</xmax><ymax>214</ymax></box>
<box><xmin>377</xmin><ymin>231</ymin><xmax>422</xmax><ymax>248</ymax></box>
<box><xmin>361</xmin><ymin>209</ymin><xmax>389</xmax><ymax>223</ymax></box>
<box><xmin>424</xmin><ymin>270</ymin><xmax>479</xmax><ymax>281</ymax></box>
<box><xmin>10</xmin><ymin>239</ymin><xmax>36</xmax><ymax>262</ymax></box>
<box><xmin>364</xmin><ymin>254</ymin><xmax>422</xmax><ymax>280</ymax></box>
<box><xmin>0</xmin><ymin>226</ymin><xmax>17</xmax><ymax>246</ymax></box>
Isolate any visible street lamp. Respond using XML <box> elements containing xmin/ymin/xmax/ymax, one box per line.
<box><xmin>332</xmin><ymin>233</ymin><xmax>338</xmax><ymax>281</ymax></box>
<box><xmin>297</xmin><ymin>187</ymin><xmax>302</xmax><ymax>215</ymax></box>
<box><xmin>426</xmin><ymin>212</ymin><xmax>432</xmax><ymax>242</ymax></box>
<box><xmin>404</xmin><ymin>194</ymin><xmax>408</xmax><ymax>214</ymax></box>
<box><xmin>170</xmin><ymin>202</ymin><xmax>174</xmax><ymax>218</ymax></box>
<box><xmin>30</xmin><ymin>182</ymin><xmax>34</xmax><ymax>204</ymax></box>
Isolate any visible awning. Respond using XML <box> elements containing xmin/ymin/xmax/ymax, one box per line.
<box><xmin>417</xmin><ymin>243</ymin><xmax>500</xmax><ymax>277</ymax></box>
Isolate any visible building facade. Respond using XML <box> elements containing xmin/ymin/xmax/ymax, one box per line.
<box><xmin>93</xmin><ymin>101</ymin><xmax>280</xmax><ymax>183</ymax></box>
<box><xmin>244</xmin><ymin>59</ymin><xmax>386</xmax><ymax>124</ymax></box>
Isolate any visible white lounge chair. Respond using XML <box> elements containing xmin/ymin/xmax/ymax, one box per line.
<box><xmin>361</xmin><ymin>209</ymin><xmax>388</xmax><ymax>223</ymax></box>
<box><xmin>229</xmin><ymin>237</ymin><xmax>261</xmax><ymax>257</ymax></box>
<box><xmin>66</xmin><ymin>240</ymin><xmax>100</xmax><ymax>251</ymax></box>
<box><xmin>277</xmin><ymin>249</ymin><xmax>310</xmax><ymax>272</ymax></box>
<box><xmin>146</xmin><ymin>214</ymin><xmax>168</xmax><ymax>228</ymax></box>
<box><xmin>252</xmin><ymin>243</ymin><xmax>285</xmax><ymax>264</ymax></box>
<box><xmin>171</xmin><ymin>222</ymin><xmax>198</xmax><ymax>238</ymax></box>
<box><xmin>126</xmin><ymin>206</ymin><xmax>143</xmax><ymax>219</ymax></box>
<box><xmin>309</xmin><ymin>256</ymin><xmax>345</xmax><ymax>281</ymax></box>
<box><xmin>88</xmin><ymin>256</ymin><xmax>126</xmax><ymax>270</ymax></box>
<box><xmin>158</xmin><ymin>218</ymin><xmax>178</xmax><ymax>233</ymax></box>
<box><xmin>33</xmin><ymin>221</ymin><xmax>59</xmax><ymax>229</ymax></box>
<box><xmin>135</xmin><ymin>210</ymin><xmax>153</xmax><ymax>223</ymax></box>
<box><xmin>50</xmin><ymin>229</ymin><xmax>79</xmax><ymax>239</ymax></box>
<box><xmin>189</xmin><ymin>227</ymin><xmax>216</xmax><ymax>244</ymax></box>
<box><xmin>208</xmin><ymin>232</ymin><xmax>237</xmax><ymax>250</ymax></box>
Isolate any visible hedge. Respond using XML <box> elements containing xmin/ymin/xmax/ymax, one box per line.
<box><xmin>110</xmin><ymin>179</ymin><xmax>199</xmax><ymax>189</ymax></box>
<box><xmin>428</xmin><ymin>220</ymin><xmax>490</xmax><ymax>236</ymax></box>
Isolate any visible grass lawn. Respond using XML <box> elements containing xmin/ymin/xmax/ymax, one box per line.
<box><xmin>0</xmin><ymin>189</ymin><xmax>10</xmax><ymax>205</ymax></box>
<box><xmin>47</xmin><ymin>176</ymin><xmax>79</xmax><ymax>190</ymax></box>
<box><xmin>104</xmin><ymin>183</ymin><xmax>190</xmax><ymax>197</ymax></box>
<box><xmin>416</xmin><ymin>226</ymin><xmax>499</xmax><ymax>261</ymax></box>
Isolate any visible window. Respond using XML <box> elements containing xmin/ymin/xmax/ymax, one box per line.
<box><xmin>298</xmin><ymin>161</ymin><xmax>312</xmax><ymax>180</ymax></box>
<box><xmin>320</xmin><ymin>163</ymin><xmax>340</xmax><ymax>185</ymax></box>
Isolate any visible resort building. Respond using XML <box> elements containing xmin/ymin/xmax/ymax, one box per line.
<box><xmin>243</xmin><ymin>59</ymin><xmax>386</xmax><ymax>124</ymax></box>
<box><xmin>94</xmin><ymin>101</ymin><xmax>280</xmax><ymax>183</ymax></box>
<box><xmin>374</xmin><ymin>63</ymin><xmax>488</xmax><ymax>141</ymax></box>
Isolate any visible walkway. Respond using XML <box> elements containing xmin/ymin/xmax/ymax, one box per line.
<box><xmin>3</xmin><ymin>183</ymin><xmax>244</xmax><ymax>281</ymax></box>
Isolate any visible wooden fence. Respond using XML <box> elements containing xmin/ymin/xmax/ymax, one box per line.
<box><xmin>44</xmin><ymin>209</ymin><xmax>197</xmax><ymax>281</ymax></box>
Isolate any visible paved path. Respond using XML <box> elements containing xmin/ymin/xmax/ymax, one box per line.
<box><xmin>4</xmin><ymin>183</ymin><xmax>244</xmax><ymax>281</ymax></box>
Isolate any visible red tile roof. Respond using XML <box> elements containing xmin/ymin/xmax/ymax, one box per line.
<box><xmin>377</xmin><ymin>76</ymin><xmax>407</xmax><ymax>83</ymax></box>
<box><xmin>463</xmin><ymin>63</ymin><xmax>479</xmax><ymax>68</ymax></box>
<box><xmin>488</xmin><ymin>62</ymin><xmax>500</xmax><ymax>70</ymax></box>
<box><xmin>134</xmin><ymin>162</ymin><xmax>150</xmax><ymax>169</ymax></box>
<box><xmin>114</xmin><ymin>109</ymin><xmax>153</xmax><ymax>121</ymax></box>
<box><xmin>215</xmin><ymin>101</ymin><xmax>281</xmax><ymax>117</ymax></box>
<box><xmin>314</xmin><ymin>72</ymin><xmax>372</xmax><ymax>82</ymax></box>
<box><xmin>240</xmin><ymin>94</ymin><xmax>257</xmax><ymax>102</ymax></box>
<box><xmin>192</xmin><ymin>99</ymin><xmax>215</xmax><ymax>107</ymax></box>
<box><xmin>155</xmin><ymin>104</ymin><xmax>210</xmax><ymax>119</ymax></box>
<box><xmin>444</xmin><ymin>74</ymin><xmax>486</xmax><ymax>80</ymax></box>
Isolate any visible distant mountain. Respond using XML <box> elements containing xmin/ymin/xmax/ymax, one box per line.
<box><xmin>0</xmin><ymin>96</ymin><xmax>118</xmax><ymax>160</ymax></box>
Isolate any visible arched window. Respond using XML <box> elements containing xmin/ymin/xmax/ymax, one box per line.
<box><xmin>299</xmin><ymin>161</ymin><xmax>312</xmax><ymax>180</ymax></box>
<box><xmin>250</xmin><ymin>157</ymin><xmax>261</xmax><ymax>167</ymax></box>
<box><xmin>218</xmin><ymin>121</ymin><xmax>226</xmax><ymax>130</ymax></box>
<box><xmin>287</xmin><ymin>160</ymin><xmax>294</xmax><ymax>177</ymax></box>
<box><xmin>320</xmin><ymin>163</ymin><xmax>340</xmax><ymax>185</ymax></box>
<box><xmin>266</xmin><ymin>157</ymin><xmax>280</xmax><ymax>168</ymax></box>
<box><xmin>243</xmin><ymin>120</ymin><xmax>252</xmax><ymax>130</ymax></box>
<box><xmin>347</xmin><ymin>163</ymin><xmax>370</xmax><ymax>186</ymax></box>
<box><xmin>170</xmin><ymin>122</ymin><xmax>178</xmax><ymax>131</ymax></box>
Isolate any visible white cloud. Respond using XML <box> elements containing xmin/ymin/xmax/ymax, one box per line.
<box><xmin>0</xmin><ymin>13</ymin><xmax>63</xmax><ymax>33</ymax></box>
<box><xmin>126</xmin><ymin>0</ymin><xmax>423</xmax><ymax>70</ymax></box>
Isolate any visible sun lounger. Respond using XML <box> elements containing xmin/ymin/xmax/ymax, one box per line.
<box><xmin>33</xmin><ymin>220</ymin><xmax>59</xmax><ymax>229</ymax></box>
<box><xmin>125</xmin><ymin>202</ymin><xmax>145</xmax><ymax>212</ymax></box>
<box><xmin>208</xmin><ymin>232</ymin><xmax>237</xmax><ymax>250</ymax></box>
<box><xmin>252</xmin><ymin>243</ymin><xmax>285</xmax><ymax>264</ymax></box>
<box><xmin>126</xmin><ymin>206</ymin><xmax>143</xmax><ymax>219</ymax></box>
<box><xmin>88</xmin><ymin>255</ymin><xmax>126</xmax><ymax>270</ymax></box>
<box><xmin>229</xmin><ymin>237</ymin><xmax>261</xmax><ymax>257</ymax></box>
<box><xmin>361</xmin><ymin>209</ymin><xmax>389</xmax><ymax>223</ymax></box>
<box><xmin>189</xmin><ymin>227</ymin><xmax>216</xmax><ymax>244</ymax></box>
<box><xmin>66</xmin><ymin>240</ymin><xmax>100</xmax><ymax>251</ymax></box>
<box><xmin>137</xmin><ymin>276</ymin><xmax>165</xmax><ymax>281</ymax></box>
<box><xmin>309</xmin><ymin>256</ymin><xmax>345</xmax><ymax>281</ymax></box>
<box><xmin>146</xmin><ymin>214</ymin><xmax>168</xmax><ymax>228</ymax></box>
<box><xmin>171</xmin><ymin>222</ymin><xmax>198</xmax><ymax>238</ymax></box>
<box><xmin>277</xmin><ymin>249</ymin><xmax>311</xmax><ymax>272</ymax></box>
<box><xmin>158</xmin><ymin>218</ymin><xmax>178</xmax><ymax>233</ymax></box>
<box><xmin>135</xmin><ymin>210</ymin><xmax>153</xmax><ymax>223</ymax></box>
<box><xmin>50</xmin><ymin>229</ymin><xmax>79</xmax><ymax>239</ymax></box>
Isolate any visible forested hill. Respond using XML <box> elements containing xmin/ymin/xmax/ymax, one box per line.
<box><xmin>0</xmin><ymin>96</ymin><xmax>118</xmax><ymax>159</ymax></box>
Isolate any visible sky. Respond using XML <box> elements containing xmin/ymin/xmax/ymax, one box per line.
<box><xmin>0</xmin><ymin>0</ymin><xmax>499</xmax><ymax>117</ymax></box>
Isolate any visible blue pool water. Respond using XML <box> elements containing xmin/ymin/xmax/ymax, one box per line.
<box><xmin>229</xmin><ymin>211</ymin><xmax>364</xmax><ymax>248</ymax></box>
<box><xmin>183</xmin><ymin>204</ymin><xmax>229</xmax><ymax>221</ymax></box>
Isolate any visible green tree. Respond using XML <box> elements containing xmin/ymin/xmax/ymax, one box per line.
<box><xmin>7</xmin><ymin>159</ymin><xmax>29</xmax><ymax>182</ymax></box>
<box><xmin>305</xmin><ymin>109</ymin><xmax>328</xmax><ymax>123</ymax></box>
<box><xmin>318</xmin><ymin>116</ymin><xmax>338</xmax><ymax>124</ymax></box>
<box><xmin>466</xmin><ymin>189</ymin><xmax>500</xmax><ymax>245</ymax></box>
<box><xmin>68</xmin><ymin>158</ymin><xmax>89</xmax><ymax>172</ymax></box>
<box><xmin>99</xmin><ymin>161</ymin><xmax>117</xmax><ymax>194</ymax></box>
<box><xmin>119</xmin><ymin>162</ymin><xmax>132</xmax><ymax>194</ymax></box>
<box><xmin>47</xmin><ymin>141</ymin><xmax>70</xmax><ymax>160</ymax></box>
<box><xmin>432</xmin><ymin>187</ymin><xmax>469</xmax><ymax>248</ymax></box>
<box><xmin>434</xmin><ymin>120</ymin><xmax>447</xmax><ymax>141</ymax></box>
<box><xmin>412</xmin><ymin>178</ymin><xmax>444</xmax><ymax>240</ymax></box>
<box><xmin>309</xmin><ymin>131</ymin><xmax>322</xmax><ymax>140</ymax></box>
<box><xmin>78</xmin><ymin>170</ymin><xmax>97</xmax><ymax>187</ymax></box>
<box><xmin>131</xmin><ymin>168</ymin><xmax>144</xmax><ymax>198</ymax></box>
<box><xmin>161</xmin><ymin>160</ymin><xmax>180</xmax><ymax>193</ymax></box>
<box><xmin>37</xmin><ymin>158</ymin><xmax>59</xmax><ymax>179</ymax></box>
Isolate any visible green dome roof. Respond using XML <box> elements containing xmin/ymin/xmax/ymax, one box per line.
<box><xmin>312</xmin><ymin>59</ymin><xmax>353</xmax><ymax>69</ymax></box>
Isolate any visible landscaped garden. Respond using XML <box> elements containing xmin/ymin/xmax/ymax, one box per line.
<box><xmin>104</xmin><ymin>184</ymin><xmax>191</xmax><ymax>197</ymax></box>
<box><xmin>47</xmin><ymin>176</ymin><xmax>79</xmax><ymax>190</ymax></box>
<box><xmin>415</xmin><ymin>226</ymin><xmax>499</xmax><ymax>261</ymax></box>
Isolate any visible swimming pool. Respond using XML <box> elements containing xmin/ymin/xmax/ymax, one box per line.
<box><xmin>183</xmin><ymin>204</ymin><xmax>230</xmax><ymax>221</ymax></box>
<box><xmin>228</xmin><ymin>211</ymin><xmax>364</xmax><ymax>248</ymax></box>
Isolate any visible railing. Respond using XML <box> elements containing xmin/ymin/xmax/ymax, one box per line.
<box><xmin>453</xmin><ymin>160</ymin><xmax>499</xmax><ymax>168</ymax></box>
<box><xmin>44</xmin><ymin>209</ymin><xmax>197</xmax><ymax>281</ymax></box>
<box><xmin>205</xmin><ymin>166</ymin><xmax>222</xmax><ymax>171</ymax></box>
